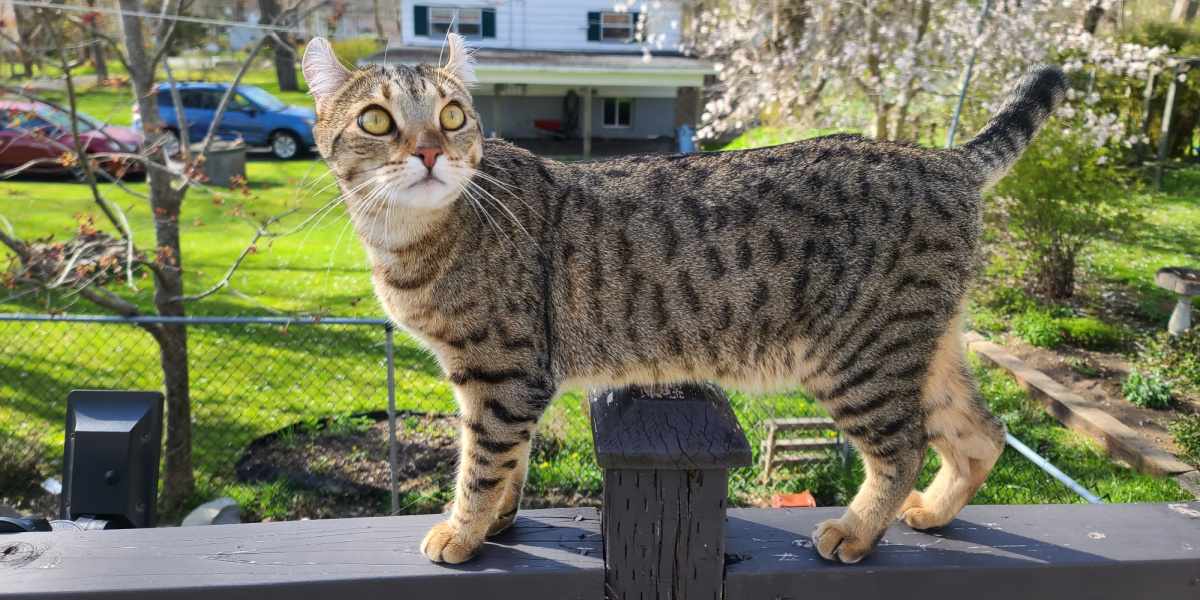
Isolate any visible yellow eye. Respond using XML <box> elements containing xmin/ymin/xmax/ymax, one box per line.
<box><xmin>357</xmin><ymin>107</ymin><xmax>394</xmax><ymax>136</ymax></box>
<box><xmin>439</xmin><ymin>103</ymin><xmax>466</xmax><ymax>131</ymax></box>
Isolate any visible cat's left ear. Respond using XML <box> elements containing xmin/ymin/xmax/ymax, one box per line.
<box><xmin>442</xmin><ymin>33</ymin><xmax>477</xmax><ymax>85</ymax></box>
<box><xmin>303</xmin><ymin>37</ymin><xmax>351</xmax><ymax>110</ymax></box>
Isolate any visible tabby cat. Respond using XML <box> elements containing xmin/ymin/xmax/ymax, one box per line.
<box><xmin>301</xmin><ymin>34</ymin><xmax>1067</xmax><ymax>565</ymax></box>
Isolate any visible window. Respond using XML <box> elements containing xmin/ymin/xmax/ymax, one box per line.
<box><xmin>413</xmin><ymin>6</ymin><xmax>496</xmax><ymax>39</ymax></box>
<box><xmin>603</xmin><ymin>98</ymin><xmax>632</xmax><ymax>128</ymax></box>
<box><xmin>237</xmin><ymin>86</ymin><xmax>286</xmax><ymax>112</ymax></box>
<box><xmin>180</xmin><ymin>90</ymin><xmax>222</xmax><ymax>110</ymax></box>
<box><xmin>587</xmin><ymin>11</ymin><xmax>640</xmax><ymax>43</ymax></box>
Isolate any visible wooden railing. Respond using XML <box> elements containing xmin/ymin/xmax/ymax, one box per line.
<box><xmin>4</xmin><ymin>385</ymin><xmax>1200</xmax><ymax>599</ymax></box>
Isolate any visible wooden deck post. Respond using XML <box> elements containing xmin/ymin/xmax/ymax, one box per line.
<box><xmin>588</xmin><ymin>383</ymin><xmax>752</xmax><ymax>600</ymax></box>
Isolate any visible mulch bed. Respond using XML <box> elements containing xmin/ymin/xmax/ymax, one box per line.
<box><xmin>997</xmin><ymin>335</ymin><xmax>1198</xmax><ymax>465</ymax></box>
<box><xmin>236</xmin><ymin>411</ymin><xmax>595</xmax><ymax>521</ymax></box>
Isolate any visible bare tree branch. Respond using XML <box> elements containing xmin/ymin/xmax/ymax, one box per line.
<box><xmin>149</xmin><ymin>0</ymin><xmax>184</xmax><ymax>73</ymax></box>
<box><xmin>176</xmin><ymin>209</ymin><xmax>299</xmax><ymax>302</ymax></box>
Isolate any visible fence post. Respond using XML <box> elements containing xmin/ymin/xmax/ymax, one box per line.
<box><xmin>588</xmin><ymin>383</ymin><xmax>751</xmax><ymax>600</ymax></box>
<box><xmin>384</xmin><ymin>323</ymin><xmax>399</xmax><ymax>515</ymax></box>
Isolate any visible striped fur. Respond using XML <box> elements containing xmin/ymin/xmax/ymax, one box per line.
<box><xmin>308</xmin><ymin>58</ymin><xmax>1066</xmax><ymax>565</ymax></box>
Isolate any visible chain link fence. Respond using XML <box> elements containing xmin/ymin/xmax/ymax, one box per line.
<box><xmin>0</xmin><ymin>313</ymin><xmax>818</xmax><ymax>521</ymax></box>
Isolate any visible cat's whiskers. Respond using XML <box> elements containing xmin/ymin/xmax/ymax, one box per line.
<box><xmin>456</xmin><ymin>181</ymin><xmax>514</xmax><ymax>249</ymax></box>
<box><xmin>343</xmin><ymin>179</ymin><xmax>392</xmax><ymax>249</ymax></box>
<box><xmin>460</xmin><ymin>178</ymin><xmax>533</xmax><ymax>243</ymax></box>
<box><xmin>467</xmin><ymin>169</ymin><xmax>546</xmax><ymax>225</ymax></box>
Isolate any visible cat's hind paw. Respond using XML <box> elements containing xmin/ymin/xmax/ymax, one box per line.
<box><xmin>897</xmin><ymin>490</ymin><xmax>953</xmax><ymax>530</ymax></box>
<box><xmin>813</xmin><ymin>518</ymin><xmax>876</xmax><ymax>564</ymax></box>
<box><xmin>420</xmin><ymin>520</ymin><xmax>481</xmax><ymax>564</ymax></box>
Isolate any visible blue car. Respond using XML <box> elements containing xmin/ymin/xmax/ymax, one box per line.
<box><xmin>134</xmin><ymin>83</ymin><xmax>315</xmax><ymax>159</ymax></box>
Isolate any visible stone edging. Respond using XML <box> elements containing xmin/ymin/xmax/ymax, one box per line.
<box><xmin>964</xmin><ymin>332</ymin><xmax>1199</xmax><ymax>496</ymax></box>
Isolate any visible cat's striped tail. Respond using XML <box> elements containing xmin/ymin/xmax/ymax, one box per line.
<box><xmin>956</xmin><ymin>65</ymin><xmax>1069</xmax><ymax>188</ymax></box>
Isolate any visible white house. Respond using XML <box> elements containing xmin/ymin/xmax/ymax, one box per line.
<box><xmin>362</xmin><ymin>1</ymin><xmax>711</xmax><ymax>158</ymax></box>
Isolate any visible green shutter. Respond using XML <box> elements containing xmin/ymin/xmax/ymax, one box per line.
<box><xmin>414</xmin><ymin>5</ymin><xmax>428</xmax><ymax>36</ymax></box>
<box><xmin>587</xmin><ymin>11</ymin><xmax>600</xmax><ymax>41</ymax></box>
<box><xmin>482</xmin><ymin>9</ymin><xmax>496</xmax><ymax>38</ymax></box>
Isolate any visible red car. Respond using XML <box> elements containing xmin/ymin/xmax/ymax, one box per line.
<box><xmin>0</xmin><ymin>100</ymin><xmax>142</xmax><ymax>177</ymax></box>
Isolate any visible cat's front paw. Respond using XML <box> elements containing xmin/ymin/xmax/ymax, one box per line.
<box><xmin>487</xmin><ymin>507</ymin><xmax>518</xmax><ymax>537</ymax></box>
<box><xmin>813</xmin><ymin>518</ymin><xmax>876</xmax><ymax>564</ymax></box>
<box><xmin>420</xmin><ymin>520</ymin><xmax>481</xmax><ymax>564</ymax></box>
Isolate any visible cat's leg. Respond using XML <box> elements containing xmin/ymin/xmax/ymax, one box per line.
<box><xmin>899</xmin><ymin>327</ymin><xmax>1005</xmax><ymax>530</ymax></box>
<box><xmin>486</xmin><ymin>441</ymin><xmax>532</xmax><ymax>537</ymax></box>
<box><xmin>813</xmin><ymin>434</ymin><xmax>925</xmax><ymax>563</ymax></box>
<box><xmin>420</xmin><ymin>374</ymin><xmax>550</xmax><ymax>563</ymax></box>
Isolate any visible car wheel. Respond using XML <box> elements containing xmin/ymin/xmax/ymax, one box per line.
<box><xmin>270</xmin><ymin>131</ymin><xmax>301</xmax><ymax>160</ymax></box>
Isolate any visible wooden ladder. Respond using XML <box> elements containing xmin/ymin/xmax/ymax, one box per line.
<box><xmin>760</xmin><ymin>417</ymin><xmax>849</xmax><ymax>482</ymax></box>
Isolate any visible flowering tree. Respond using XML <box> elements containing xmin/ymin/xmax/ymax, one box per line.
<box><xmin>678</xmin><ymin>0</ymin><xmax>1172</xmax><ymax>148</ymax></box>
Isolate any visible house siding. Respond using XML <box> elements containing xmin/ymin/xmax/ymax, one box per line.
<box><xmin>398</xmin><ymin>0</ymin><xmax>683</xmax><ymax>52</ymax></box>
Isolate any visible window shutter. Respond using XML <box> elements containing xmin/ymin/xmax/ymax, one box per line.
<box><xmin>413</xmin><ymin>5</ymin><xmax>428</xmax><ymax>36</ymax></box>
<box><xmin>482</xmin><ymin>9</ymin><xmax>496</xmax><ymax>38</ymax></box>
<box><xmin>630</xmin><ymin>11</ymin><xmax>641</xmax><ymax>42</ymax></box>
<box><xmin>587</xmin><ymin>11</ymin><xmax>600</xmax><ymax>41</ymax></box>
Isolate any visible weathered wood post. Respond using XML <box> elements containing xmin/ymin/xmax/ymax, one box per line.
<box><xmin>588</xmin><ymin>383</ymin><xmax>752</xmax><ymax>600</ymax></box>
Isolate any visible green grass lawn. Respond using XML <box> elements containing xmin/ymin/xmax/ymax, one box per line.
<box><xmin>0</xmin><ymin>88</ymin><xmax>1193</xmax><ymax>520</ymax></box>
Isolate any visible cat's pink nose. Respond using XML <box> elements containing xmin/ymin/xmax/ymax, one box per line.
<box><xmin>415</xmin><ymin>146</ymin><xmax>442</xmax><ymax>170</ymax></box>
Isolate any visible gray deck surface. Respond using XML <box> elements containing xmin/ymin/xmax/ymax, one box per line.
<box><xmin>1</xmin><ymin>508</ymin><xmax>603</xmax><ymax>599</ymax></box>
<box><xmin>725</xmin><ymin>502</ymin><xmax>1200</xmax><ymax>599</ymax></box>
<box><xmin>5</xmin><ymin>503</ymin><xmax>1200</xmax><ymax>599</ymax></box>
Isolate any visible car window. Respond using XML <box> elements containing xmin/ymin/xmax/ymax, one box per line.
<box><xmin>230</xmin><ymin>94</ymin><xmax>254</xmax><ymax>112</ymax></box>
<box><xmin>181</xmin><ymin>90</ymin><xmax>221</xmax><ymax>110</ymax></box>
<box><xmin>237</xmin><ymin>86</ymin><xmax>286</xmax><ymax>112</ymax></box>
<box><xmin>34</xmin><ymin>106</ymin><xmax>95</xmax><ymax>133</ymax></box>
<box><xmin>180</xmin><ymin>90</ymin><xmax>203</xmax><ymax>109</ymax></box>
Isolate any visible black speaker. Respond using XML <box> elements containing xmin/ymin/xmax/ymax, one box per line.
<box><xmin>60</xmin><ymin>390</ymin><xmax>163</xmax><ymax>529</ymax></box>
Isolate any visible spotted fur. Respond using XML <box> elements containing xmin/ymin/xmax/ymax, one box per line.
<box><xmin>302</xmin><ymin>36</ymin><xmax>1067</xmax><ymax>565</ymax></box>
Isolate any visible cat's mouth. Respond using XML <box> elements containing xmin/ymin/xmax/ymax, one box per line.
<box><xmin>407</xmin><ymin>173</ymin><xmax>444</xmax><ymax>189</ymax></box>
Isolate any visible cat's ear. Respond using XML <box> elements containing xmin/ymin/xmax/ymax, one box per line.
<box><xmin>442</xmin><ymin>33</ymin><xmax>477</xmax><ymax>85</ymax></box>
<box><xmin>303</xmin><ymin>37</ymin><xmax>351</xmax><ymax>109</ymax></box>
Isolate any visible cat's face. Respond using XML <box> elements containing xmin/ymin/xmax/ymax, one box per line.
<box><xmin>302</xmin><ymin>35</ymin><xmax>482</xmax><ymax>219</ymax></box>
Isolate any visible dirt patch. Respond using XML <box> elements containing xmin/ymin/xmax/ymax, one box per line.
<box><xmin>997</xmin><ymin>335</ymin><xmax>1198</xmax><ymax>464</ymax></box>
<box><xmin>236</xmin><ymin>412</ymin><xmax>596</xmax><ymax>520</ymax></box>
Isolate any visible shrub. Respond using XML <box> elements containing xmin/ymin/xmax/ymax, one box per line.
<box><xmin>1170</xmin><ymin>415</ymin><xmax>1200</xmax><ymax>464</ymax></box>
<box><xmin>1139</xmin><ymin>331</ymin><xmax>1200</xmax><ymax>397</ymax></box>
<box><xmin>1057</xmin><ymin>316</ymin><xmax>1128</xmax><ymax>351</ymax></box>
<box><xmin>1123</xmin><ymin>369</ymin><xmax>1173</xmax><ymax>409</ymax></box>
<box><xmin>991</xmin><ymin>124</ymin><xmax>1141</xmax><ymax>300</ymax></box>
<box><xmin>1012</xmin><ymin>308</ymin><xmax>1064</xmax><ymax>348</ymax></box>
<box><xmin>331</xmin><ymin>36</ymin><xmax>382</xmax><ymax>69</ymax></box>
<box><xmin>968</xmin><ymin>306</ymin><xmax>1007</xmax><ymax>334</ymax></box>
<box><xmin>981</xmin><ymin>286</ymin><xmax>1038</xmax><ymax>315</ymax></box>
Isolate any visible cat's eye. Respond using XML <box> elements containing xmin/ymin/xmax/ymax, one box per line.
<box><xmin>358</xmin><ymin>106</ymin><xmax>395</xmax><ymax>136</ymax></box>
<box><xmin>439</xmin><ymin>102</ymin><xmax>466</xmax><ymax>131</ymax></box>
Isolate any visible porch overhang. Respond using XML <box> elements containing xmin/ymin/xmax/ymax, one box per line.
<box><xmin>366</xmin><ymin>47</ymin><xmax>713</xmax><ymax>88</ymax></box>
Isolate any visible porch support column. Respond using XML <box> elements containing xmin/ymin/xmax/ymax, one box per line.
<box><xmin>491</xmin><ymin>84</ymin><xmax>503</xmax><ymax>138</ymax></box>
<box><xmin>581</xmin><ymin>86</ymin><xmax>592</xmax><ymax>159</ymax></box>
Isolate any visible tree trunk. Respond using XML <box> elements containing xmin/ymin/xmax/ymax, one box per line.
<box><xmin>118</xmin><ymin>0</ymin><xmax>195</xmax><ymax>513</ymax></box>
<box><xmin>85</xmin><ymin>0</ymin><xmax>108</xmax><ymax>82</ymax></box>
<box><xmin>373</xmin><ymin>0</ymin><xmax>385</xmax><ymax>40</ymax></box>
<box><xmin>157</xmin><ymin>324</ymin><xmax>191</xmax><ymax>512</ymax></box>
<box><xmin>1082</xmin><ymin>2</ymin><xmax>1105</xmax><ymax>34</ymax></box>
<box><xmin>1171</xmin><ymin>0</ymin><xmax>1198</xmax><ymax>23</ymax></box>
<box><xmin>258</xmin><ymin>0</ymin><xmax>298</xmax><ymax>92</ymax></box>
<box><xmin>1036</xmin><ymin>246</ymin><xmax>1076</xmax><ymax>300</ymax></box>
<box><xmin>14</xmin><ymin>7</ymin><xmax>37</xmax><ymax>78</ymax></box>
